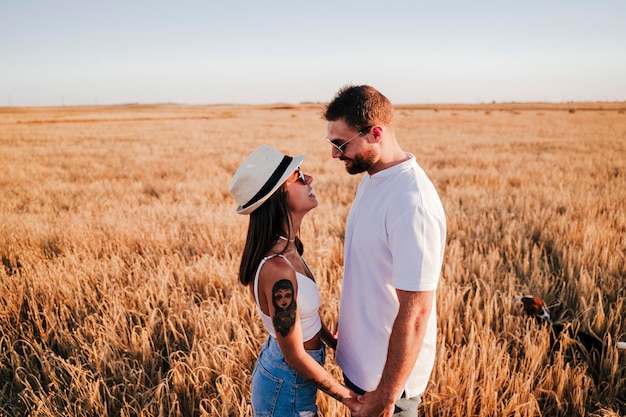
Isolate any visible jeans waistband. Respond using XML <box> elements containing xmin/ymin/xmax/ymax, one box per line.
<box><xmin>263</xmin><ymin>336</ymin><xmax>326</xmax><ymax>367</ymax></box>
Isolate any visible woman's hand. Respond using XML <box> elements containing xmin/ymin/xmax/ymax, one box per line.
<box><xmin>341</xmin><ymin>389</ymin><xmax>362</xmax><ymax>415</ymax></box>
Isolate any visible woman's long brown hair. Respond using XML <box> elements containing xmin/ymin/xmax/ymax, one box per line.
<box><xmin>238</xmin><ymin>185</ymin><xmax>303</xmax><ymax>286</ymax></box>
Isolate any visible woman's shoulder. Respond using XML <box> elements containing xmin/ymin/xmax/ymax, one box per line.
<box><xmin>259</xmin><ymin>254</ymin><xmax>297</xmax><ymax>284</ymax></box>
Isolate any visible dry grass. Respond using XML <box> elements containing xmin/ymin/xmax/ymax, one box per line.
<box><xmin>0</xmin><ymin>102</ymin><xmax>625</xmax><ymax>416</ymax></box>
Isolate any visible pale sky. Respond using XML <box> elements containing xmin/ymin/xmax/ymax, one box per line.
<box><xmin>1</xmin><ymin>0</ymin><xmax>625</xmax><ymax>106</ymax></box>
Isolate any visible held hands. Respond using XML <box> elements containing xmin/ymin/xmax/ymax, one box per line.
<box><xmin>350</xmin><ymin>391</ymin><xmax>395</xmax><ymax>417</ymax></box>
<box><xmin>342</xmin><ymin>389</ymin><xmax>362</xmax><ymax>416</ymax></box>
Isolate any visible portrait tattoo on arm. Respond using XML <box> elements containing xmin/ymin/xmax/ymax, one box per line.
<box><xmin>272</xmin><ymin>279</ymin><xmax>297</xmax><ymax>337</ymax></box>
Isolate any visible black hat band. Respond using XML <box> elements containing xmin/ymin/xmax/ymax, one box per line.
<box><xmin>241</xmin><ymin>155</ymin><xmax>293</xmax><ymax>210</ymax></box>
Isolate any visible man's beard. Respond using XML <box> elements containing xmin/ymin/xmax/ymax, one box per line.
<box><xmin>343</xmin><ymin>149</ymin><xmax>376</xmax><ymax>175</ymax></box>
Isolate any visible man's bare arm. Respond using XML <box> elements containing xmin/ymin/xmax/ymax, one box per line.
<box><xmin>356</xmin><ymin>290</ymin><xmax>434</xmax><ymax>416</ymax></box>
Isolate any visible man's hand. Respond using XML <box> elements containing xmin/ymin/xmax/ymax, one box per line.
<box><xmin>352</xmin><ymin>391</ymin><xmax>395</xmax><ymax>417</ymax></box>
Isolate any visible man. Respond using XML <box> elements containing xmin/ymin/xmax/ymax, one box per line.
<box><xmin>323</xmin><ymin>85</ymin><xmax>446</xmax><ymax>416</ymax></box>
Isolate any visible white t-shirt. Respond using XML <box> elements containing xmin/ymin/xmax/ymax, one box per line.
<box><xmin>336</xmin><ymin>154</ymin><xmax>446</xmax><ymax>398</ymax></box>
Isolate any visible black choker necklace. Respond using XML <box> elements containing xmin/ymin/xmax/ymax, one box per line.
<box><xmin>278</xmin><ymin>235</ymin><xmax>295</xmax><ymax>243</ymax></box>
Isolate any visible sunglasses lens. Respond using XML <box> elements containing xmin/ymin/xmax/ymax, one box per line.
<box><xmin>326</xmin><ymin>138</ymin><xmax>344</xmax><ymax>153</ymax></box>
<box><xmin>296</xmin><ymin>169</ymin><xmax>306</xmax><ymax>183</ymax></box>
<box><xmin>329</xmin><ymin>140</ymin><xmax>344</xmax><ymax>153</ymax></box>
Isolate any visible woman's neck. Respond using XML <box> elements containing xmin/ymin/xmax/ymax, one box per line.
<box><xmin>281</xmin><ymin>217</ymin><xmax>301</xmax><ymax>244</ymax></box>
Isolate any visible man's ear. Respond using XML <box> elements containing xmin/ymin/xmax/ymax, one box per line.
<box><xmin>370</xmin><ymin>125</ymin><xmax>383</xmax><ymax>143</ymax></box>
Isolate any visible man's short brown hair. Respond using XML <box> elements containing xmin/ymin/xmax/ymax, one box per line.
<box><xmin>324</xmin><ymin>85</ymin><xmax>394</xmax><ymax>130</ymax></box>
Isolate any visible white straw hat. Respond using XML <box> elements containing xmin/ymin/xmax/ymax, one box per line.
<box><xmin>229</xmin><ymin>145</ymin><xmax>305</xmax><ymax>214</ymax></box>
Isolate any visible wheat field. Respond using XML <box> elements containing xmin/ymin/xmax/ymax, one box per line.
<box><xmin>0</xmin><ymin>102</ymin><xmax>624</xmax><ymax>416</ymax></box>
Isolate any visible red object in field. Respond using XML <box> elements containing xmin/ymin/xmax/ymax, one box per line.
<box><xmin>515</xmin><ymin>295</ymin><xmax>551</xmax><ymax>321</ymax></box>
<box><xmin>514</xmin><ymin>294</ymin><xmax>625</xmax><ymax>353</ymax></box>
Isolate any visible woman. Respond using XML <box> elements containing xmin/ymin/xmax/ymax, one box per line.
<box><xmin>229</xmin><ymin>145</ymin><xmax>360</xmax><ymax>416</ymax></box>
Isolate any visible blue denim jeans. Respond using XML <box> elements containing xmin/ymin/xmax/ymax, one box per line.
<box><xmin>251</xmin><ymin>336</ymin><xmax>326</xmax><ymax>416</ymax></box>
<box><xmin>344</xmin><ymin>374</ymin><xmax>422</xmax><ymax>416</ymax></box>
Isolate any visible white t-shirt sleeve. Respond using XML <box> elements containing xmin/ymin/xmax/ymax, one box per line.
<box><xmin>389</xmin><ymin>206</ymin><xmax>445</xmax><ymax>292</ymax></box>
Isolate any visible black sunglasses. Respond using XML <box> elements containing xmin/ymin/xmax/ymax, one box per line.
<box><xmin>325</xmin><ymin>126</ymin><xmax>372</xmax><ymax>154</ymax></box>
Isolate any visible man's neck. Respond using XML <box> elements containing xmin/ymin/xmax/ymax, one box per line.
<box><xmin>368</xmin><ymin>149</ymin><xmax>410</xmax><ymax>175</ymax></box>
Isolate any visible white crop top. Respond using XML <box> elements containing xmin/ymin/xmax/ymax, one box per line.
<box><xmin>253</xmin><ymin>254</ymin><xmax>322</xmax><ymax>342</ymax></box>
